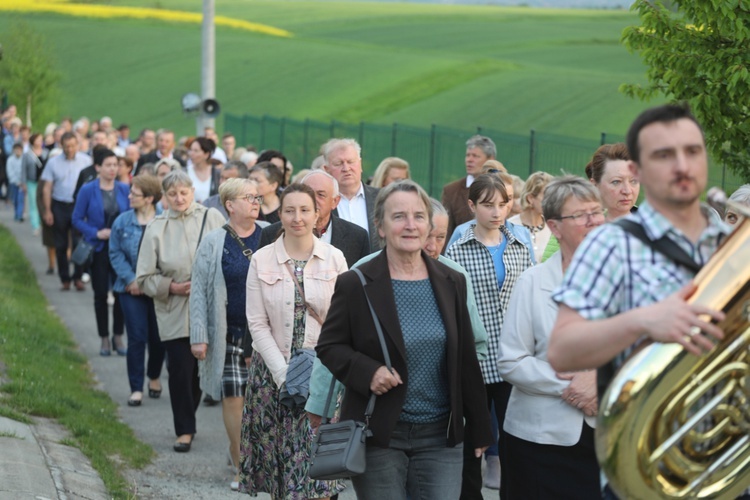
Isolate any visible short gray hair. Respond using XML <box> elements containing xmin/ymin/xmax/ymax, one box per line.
<box><xmin>374</xmin><ymin>180</ymin><xmax>433</xmax><ymax>246</ymax></box>
<box><xmin>162</xmin><ymin>169</ymin><xmax>192</xmax><ymax>192</ymax></box>
<box><xmin>322</xmin><ymin>138</ymin><xmax>361</xmax><ymax>163</ymax></box>
<box><xmin>301</xmin><ymin>169</ymin><xmax>339</xmax><ymax>198</ymax></box>
<box><xmin>466</xmin><ymin>135</ymin><xmax>497</xmax><ymax>159</ymax></box>
<box><xmin>542</xmin><ymin>175</ymin><xmax>602</xmax><ymax>221</ymax></box>
<box><xmin>430</xmin><ymin>198</ymin><xmax>447</xmax><ymax>219</ymax></box>
<box><xmin>728</xmin><ymin>184</ymin><xmax>750</xmax><ymax>207</ymax></box>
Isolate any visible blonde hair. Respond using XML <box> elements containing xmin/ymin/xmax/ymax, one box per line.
<box><xmin>480</xmin><ymin>159</ymin><xmax>507</xmax><ymax>174</ymax></box>
<box><xmin>371</xmin><ymin>157</ymin><xmax>411</xmax><ymax>188</ymax></box>
<box><xmin>520</xmin><ymin>172</ymin><xmax>554</xmax><ymax>210</ymax></box>
<box><xmin>219</xmin><ymin>178</ymin><xmax>258</xmax><ymax>212</ymax></box>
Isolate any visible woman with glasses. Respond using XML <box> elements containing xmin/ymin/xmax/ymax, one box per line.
<box><xmin>136</xmin><ymin>170</ymin><xmax>225</xmax><ymax>452</ymax></box>
<box><xmin>109</xmin><ymin>174</ymin><xmax>166</xmax><ymax>407</ymax></box>
<box><xmin>445</xmin><ymin>174</ymin><xmax>535</xmax><ymax>498</ymax></box>
<box><xmin>498</xmin><ymin>176</ymin><xmax>605</xmax><ymax>498</ymax></box>
<box><xmin>189</xmin><ymin>178</ymin><xmax>263</xmax><ymax>491</ymax></box>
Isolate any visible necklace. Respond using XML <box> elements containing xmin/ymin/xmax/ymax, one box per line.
<box><xmin>487</xmin><ymin>243</ymin><xmax>503</xmax><ymax>257</ymax></box>
<box><xmin>522</xmin><ymin>218</ymin><xmax>545</xmax><ymax>251</ymax></box>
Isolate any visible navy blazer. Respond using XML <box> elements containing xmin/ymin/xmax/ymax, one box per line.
<box><xmin>73</xmin><ymin>180</ymin><xmax>130</xmax><ymax>252</ymax></box>
<box><xmin>316</xmin><ymin>249</ymin><xmax>493</xmax><ymax>449</ymax></box>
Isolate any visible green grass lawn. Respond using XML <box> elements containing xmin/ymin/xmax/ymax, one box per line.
<box><xmin>0</xmin><ymin>0</ymin><xmax>652</xmax><ymax>140</ymax></box>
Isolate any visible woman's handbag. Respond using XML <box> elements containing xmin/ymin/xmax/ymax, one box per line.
<box><xmin>309</xmin><ymin>267</ymin><xmax>392</xmax><ymax>480</ymax></box>
<box><xmin>71</xmin><ymin>239</ymin><xmax>94</xmax><ymax>266</ymax></box>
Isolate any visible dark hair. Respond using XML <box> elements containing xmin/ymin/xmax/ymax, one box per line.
<box><xmin>274</xmin><ymin>183</ymin><xmax>318</xmax><ymax>240</ymax></box>
<box><xmin>93</xmin><ymin>145</ymin><xmax>115</xmax><ymax>166</ymax></box>
<box><xmin>626</xmin><ymin>103</ymin><xmax>703</xmax><ymax>163</ymax></box>
<box><xmin>257</xmin><ymin>149</ymin><xmax>289</xmax><ymax>186</ymax></box>
<box><xmin>250</xmin><ymin>161</ymin><xmax>284</xmax><ymax>189</ymax></box>
<box><xmin>585</xmin><ymin>143</ymin><xmax>630</xmax><ymax>183</ymax></box>
<box><xmin>131</xmin><ymin>174</ymin><xmax>163</xmax><ymax>205</ymax></box>
<box><xmin>468</xmin><ymin>174</ymin><xmax>508</xmax><ymax>205</ymax></box>
<box><xmin>193</xmin><ymin>136</ymin><xmax>216</xmax><ymax>156</ymax></box>
<box><xmin>29</xmin><ymin>133</ymin><xmax>42</xmax><ymax>146</ymax></box>
<box><xmin>12</xmin><ymin>142</ymin><xmax>23</xmax><ymax>150</ymax></box>
<box><xmin>61</xmin><ymin>131</ymin><xmax>77</xmax><ymax>145</ymax></box>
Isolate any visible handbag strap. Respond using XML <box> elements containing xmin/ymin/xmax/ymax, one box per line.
<box><xmin>319</xmin><ymin>267</ymin><xmax>389</xmax><ymax>425</ymax></box>
<box><xmin>223</xmin><ymin>224</ymin><xmax>254</xmax><ymax>262</ymax></box>
<box><xmin>283</xmin><ymin>261</ymin><xmax>324</xmax><ymax>326</ymax></box>
<box><xmin>614</xmin><ymin>219</ymin><xmax>701</xmax><ymax>274</ymax></box>
<box><xmin>196</xmin><ymin>209</ymin><xmax>208</xmax><ymax>251</ymax></box>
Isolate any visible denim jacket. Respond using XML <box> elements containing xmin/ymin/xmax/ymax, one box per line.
<box><xmin>109</xmin><ymin>209</ymin><xmax>144</xmax><ymax>293</ymax></box>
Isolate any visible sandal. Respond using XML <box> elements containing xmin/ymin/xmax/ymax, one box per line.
<box><xmin>148</xmin><ymin>381</ymin><xmax>162</xmax><ymax>399</ymax></box>
<box><xmin>127</xmin><ymin>392</ymin><xmax>143</xmax><ymax>407</ymax></box>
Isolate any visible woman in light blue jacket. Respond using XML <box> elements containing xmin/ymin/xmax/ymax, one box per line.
<box><xmin>109</xmin><ymin>174</ymin><xmax>165</xmax><ymax>407</ymax></box>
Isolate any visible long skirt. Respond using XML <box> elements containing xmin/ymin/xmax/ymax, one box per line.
<box><xmin>239</xmin><ymin>350</ymin><xmax>345</xmax><ymax>500</ymax></box>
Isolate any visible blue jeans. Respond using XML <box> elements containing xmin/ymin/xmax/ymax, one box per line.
<box><xmin>352</xmin><ymin>418</ymin><xmax>463</xmax><ymax>500</ymax></box>
<box><xmin>10</xmin><ymin>184</ymin><xmax>24</xmax><ymax>221</ymax></box>
<box><xmin>119</xmin><ymin>293</ymin><xmax>165</xmax><ymax>393</ymax></box>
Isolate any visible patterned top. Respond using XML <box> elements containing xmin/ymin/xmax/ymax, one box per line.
<box><xmin>392</xmin><ymin>279</ymin><xmax>450</xmax><ymax>424</ymax></box>
<box><xmin>445</xmin><ymin>224</ymin><xmax>534</xmax><ymax>384</ymax></box>
<box><xmin>222</xmin><ymin>227</ymin><xmax>262</xmax><ymax>331</ymax></box>
<box><xmin>291</xmin><ymin>259</ymin><xmax>307</xmax><ymax>351</ymax></box>
<box><xmin>552</xmin><ymin>200</ymin><xmax>729</xmax><ymax>380</ymax></box>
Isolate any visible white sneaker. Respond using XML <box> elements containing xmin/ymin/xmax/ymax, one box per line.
<box><xmin>483</xmin><ymin>455</ymin><xmax>501</xmax><ymax>490</ymax></box>
<box><xmin>81</xmin><ymin>272</ymin><xmax>91</xmax><ymax>283</ymax></box>
<box><xmin>107</xmin><ymin>291</ymin><xmax>115</xmax><ymax>306</ymax></box>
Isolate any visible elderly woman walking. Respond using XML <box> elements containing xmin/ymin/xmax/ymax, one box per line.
<box><xmin>189</xmin><ymin>178</ymin><xmax>263</xmax><ymax>491</ymax></box>
<box><xmin>316</xmin><ymin>180</ymin><xmax>493</xmax><ymax>500</ymax></box>
<box><xmin>498</xmin><ymin>176</ymin><xmax>605</xmax><ymax>498</ymax></box>
<box><xmin>136</xmin><ymin>170</ymin><xmax>225</xmax><ymax>452</ymax></box>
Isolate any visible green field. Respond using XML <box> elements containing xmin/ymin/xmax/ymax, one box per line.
<box><xmin>0</xmin><ymin>1</ymin><xmax>654</xmax><ymax>140</ymax></box>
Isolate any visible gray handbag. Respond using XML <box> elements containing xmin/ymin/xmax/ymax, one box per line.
<box><xmin>71</xmin><ymin>239</ymin><xmax>94</xmax><ymax>266</ymax></box>
<box><xmin>308</xmin><ymin>267</ymin><xmax>392</xmax><ymax>480</ymax></box>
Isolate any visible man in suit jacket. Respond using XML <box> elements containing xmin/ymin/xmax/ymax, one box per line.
<box><xmin>258</xmin><ymin>170</ymin><xmax>371</xmax><ymax>267</ymax></box>
<box><xmin>441</xmin><ymin>135</ymin><xmax>497</xmax><ymax>239</ymax></box>
<box><xmin>135</xmin><ymin>130</ymin><xmax>185</xmax><ymax>174</ymax></box>
<box><xmin>322</xmin><ymin>138</ymin><xmax>381</xmax><ymax>251</ymax></box>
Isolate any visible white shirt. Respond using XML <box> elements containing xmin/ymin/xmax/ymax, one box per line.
<box><xmin>319</xmin><ymin>219</ymin><xmax>332</xmax><ymax>245</ymax></box>
<box><xmin>336</xmin><ymin>183</ymin><xmax>369</xmax><ymax>233</ymax></box>
<box><xmin>187</xmin><ymin>164</ymin><xmax>211</xmax><ymax>203</ymax></box>
<box><xmin>212</xmin><ymin>147</ymin><xmax>228</xmax><ymax>164</ymax></box>
<box><xmin>465</xmin><ymin>175</ymin><xmax>475</xmax><ymax>188</ymax></box>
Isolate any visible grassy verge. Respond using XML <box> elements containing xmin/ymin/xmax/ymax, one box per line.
<box><xmin>0</xmin><ymin>226</ymin><xmax>153</xmax><ymax>498</ymax></box>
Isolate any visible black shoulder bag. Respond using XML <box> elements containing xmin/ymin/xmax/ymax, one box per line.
<box><xmin>309</xmin><ymin>267</ymin><xmax>391</xmax><ymax>480</ymax></box>
<box><xmin>223</xmin><ymin>224</ymin><xmax>253</xmax><ymax>262</ymax></box>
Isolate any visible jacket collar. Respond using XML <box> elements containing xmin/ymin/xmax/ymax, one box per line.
<box><xmin>273</xmin><ymin>234</ymin><xmax>328</xmax><ymax>264</ymax></box>
<box><xmin>167</xmin><ymin>202</ymin><xmax>200</xmax><ymax>219</ymax></box>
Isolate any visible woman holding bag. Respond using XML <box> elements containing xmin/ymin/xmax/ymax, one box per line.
<box><xmin>240</xmin><ymin>183</ymin><xmax>347</xmax><ymax>499</ymax></box>
<box><xmin>316</xmin><ymin>180</ymin><xmax>493</xmax><ymax>500</ymax></box>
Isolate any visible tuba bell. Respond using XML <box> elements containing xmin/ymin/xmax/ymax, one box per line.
<box><xmin>596</xmin><ymin>198</ymin><xmax>750</xmax><ymax>499</ymax></box>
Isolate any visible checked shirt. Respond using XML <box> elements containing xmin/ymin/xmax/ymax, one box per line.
<box><xmin>552</xmin><ymin>200</ymin><xmax>729</xmax><ymax>375</ymax></box>
<box><xmin>446</xmin><ymin>224</ymin><xmax>533</xmax><ymax>384</ymax></box>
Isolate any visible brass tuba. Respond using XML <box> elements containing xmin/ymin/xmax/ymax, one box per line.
<box><xmin>596</xmin><ymin>200</ymin><xmax>750</xmax><ymax>499</ymax></box>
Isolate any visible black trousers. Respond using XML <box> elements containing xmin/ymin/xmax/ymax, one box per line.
<box><xmin>461</xmin><ymin>381</ymin><xmax>512</xmax><ymax>500</ymax></box>
<box><xmin>90</xmin><ymin>247</ymin><xmax>124</xmax><ymax>338</ymax></box>
<box><xmin>162</xmin><ymin>337</ymin><xmax>201</xmax><ymax>437</ymax></box>
<box><xmin>51</xmin><ymin>200</ymin><xmax>83</xmax><ymax>283</ymax></box>
<box><xmin>504</xmin><ymin>423</ymin><xmax>599</xmax><ymax>499</ymax></box>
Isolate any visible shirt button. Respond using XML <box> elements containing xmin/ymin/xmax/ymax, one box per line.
<box><xmin>286</xmin><ymin>301</ymin><xmax>291</xmax><ymax>305</ymax></box>
<box><xmin>285</xmin><ymin>323</ymin><xmax>290</xmax><ymax>327</ymax></box>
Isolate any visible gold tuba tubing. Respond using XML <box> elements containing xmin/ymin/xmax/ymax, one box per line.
<box><xmin>597</xmin><ymin>210</ymin><xmax>750</xmax><ymax>499</ymax></box>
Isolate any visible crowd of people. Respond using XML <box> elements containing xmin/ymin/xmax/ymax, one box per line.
<box><xmin>1</xmin><ymin>102</ymin><xmax>748</xmax><ymax>500</ymax></box>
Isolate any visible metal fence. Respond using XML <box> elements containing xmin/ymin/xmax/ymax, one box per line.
<box><xmin>225</xmin><ymin>113</ymin><xmax>743</xmax><ymax>197</ymax></box>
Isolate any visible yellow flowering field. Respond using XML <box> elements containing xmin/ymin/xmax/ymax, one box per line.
<box><xmin>0</xmin><ymin>0</ymin><xmax>292</xmax><ymax>37</ymax></box>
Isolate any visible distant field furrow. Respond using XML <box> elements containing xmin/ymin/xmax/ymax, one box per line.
<box><xmin>0</xmin><ymin>2</ymin><xmax>651</xmax><ymax>140</ymax></box>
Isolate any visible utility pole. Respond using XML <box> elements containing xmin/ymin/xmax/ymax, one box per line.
<box><xmin>198</xmin><ymin>0</ymin><xmax>215</xmax><ymax>135</ymax></box>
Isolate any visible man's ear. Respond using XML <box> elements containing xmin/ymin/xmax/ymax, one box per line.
<box><xmin>331</xmin><ymin>194</ymin><xmax>341</xmax><ymax>210</ymax></box>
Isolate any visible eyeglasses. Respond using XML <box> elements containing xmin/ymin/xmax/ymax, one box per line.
<box><xmin>235</xmin><ymin>194</ymin><xmax>263</xmax><ymax>204</ymax></box>
<box><xmin>553</xmin><ymin>209</ymin><xmax>607</xmax><ymax>226</ymax></box>
<box><xmin>129</xmin><ymin>192</ymin><xmax>144</xmax><ymax>198</ymax></box>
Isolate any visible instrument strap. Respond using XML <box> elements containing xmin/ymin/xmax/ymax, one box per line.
<box><xmin>614</xmin><ymin>219</ymin><xmax>702</xmax><ymax>274</ymax></box>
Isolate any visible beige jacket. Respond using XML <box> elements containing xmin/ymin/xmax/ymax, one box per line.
<box><xmin>246</xmin><ymin>236</ymin><xmax>347</xmax><ymax>387</ymax></box>
<box><xmin>136</xmin><ymin>203</ymin><xmax>225</xmax><ymax>342</ymax></box>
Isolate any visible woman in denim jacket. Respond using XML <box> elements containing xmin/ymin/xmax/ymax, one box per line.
<box><xmin>109</xmin><ymin>174</ymin><xmax>165</xmax><ymax>407</ymax></box>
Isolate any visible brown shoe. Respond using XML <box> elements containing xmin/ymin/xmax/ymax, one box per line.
<box><xmin>61</xmin><ymin>281</ymin><xmax>71</xmax><ymax>291</ymax></box>
<box><xmin>74</xmin><ymin>279</ymin><xmax>85</xmax><ymax>291</ymax></box>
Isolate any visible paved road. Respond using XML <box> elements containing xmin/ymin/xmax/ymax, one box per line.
<box><xmin>2</xmin><ymin>206</ymin><xmax>495</xmax><ymax>499</ymax></box>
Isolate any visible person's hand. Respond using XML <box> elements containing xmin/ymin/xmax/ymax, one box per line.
<box><xmin>169</xmin><ymin>281</ymin><xmax>191</xmax><ymax>296</ymax></box>
<box><xmin>369</xmin><ymin>366</ymin><xmax>402</xmax><ymax>396</ymax></box>
<box><xmin>640</xmin><ymin>283</ymin><xmax>724</xmax><ymax>355</ymax></box>
<box><xmin>43</xmin><ymin>211</ymin><xmax>54</xmax><ymax>226</ymax></box>
<box><xmin>96</xmin><ymin>228</ymin><xmax>111</xmax><ymax>240</ymax></box>
<box><xmin>559</xmin><ymin>370</ymin><xmax>597</xmax><ymax>416</ymax></box>
<box><xmin>307</xmin><ymin>412</ymin><xmax>322</xmax><ymax>431</ymax></box>
<box><xmin>474</xmin><ymin>446</ymin><xmax>489</xmax><ymax>458</ymax></box>
<box><xmin>244</xmin><ymin>357</ymin><xmax>251</xmax><ymax>368</ymax></box>
<box><xmin>191</xmin><ymin>343</ymin><xmax>207</xmax><ymax>360</ymax></box>
<box><xmin>125</xmin><ymin>281</ymin><xmax>142</xmax><ymax>296</ymax></box>
<box><xmin>19</xmin><ymin>183</ymin><xmax>26</xmax><ymax>193</ymax></box>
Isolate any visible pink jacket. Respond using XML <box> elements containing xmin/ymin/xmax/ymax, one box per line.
<box><xmin>246</xmin><ymin>236</ymin><xmax>348</xmax><ymax>387</ymax></box>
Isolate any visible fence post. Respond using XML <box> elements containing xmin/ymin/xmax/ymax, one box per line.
<box><xmin>359</xmin><ymin>121</ymin><xmax>365</xmax><ymax>147</ymax></box>
<box><xmin>477</xmin><ymin>126</ymin><xmax>483</xmax><ymax>135</ymax></box>
<box><xmin>529</xmin><ymin>129</ymin><xmax>536</xmax><ymax>175</ymax></box>
<box><xmin>303</xmin><ymin>119</ymin><xmax>310</xmax><ymax>168</ymax></box>
<box><xmin>391</xmin><ymin>123</ymin><xmax>398</xmax><ymax>156</ymax></box>
<box><xmin>330</xmin><ymin>119</ymin><xmax>336</xmax><ymax>138</ymax></box>
<box><xmin>429</xmin><ymin>124</ymin><xmax>437</xmax><ymax>196</ymax></box>
<box><xmin>600</xmin><ymin>132</ymin><xmax>606</xmax><ymax>146</ymax></box>
<box><xmin>280</xmin><ymin>117</ymin><xmax>286</xmax><ymax>152</ymax></box>
<box><xmin>241</xmin><ymin>114</ymin><xmax>248</xmax><ymax>148</ymax></box>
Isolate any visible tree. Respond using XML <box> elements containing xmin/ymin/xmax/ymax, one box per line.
<box><xmin>0</xmin><ymin>21</ymin><xmax>62</xmax><ymax>128</ymax></box>
<box><xmin>621</xmin><ymin>0</ymin><xmax>750</xmax><ymax>181</ymax></box>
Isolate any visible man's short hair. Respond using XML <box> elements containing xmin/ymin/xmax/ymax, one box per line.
<box><xmin>322</xmin><ymin>138</ymin><xmax>361</xmax><ymax>162</ymax></box>
<box><xmin>224</xmin><ymin>160</ymin><xmax>249</xmax><ymax>179</ymax></box>
<box><xmin>61</xmin><ymin>131</ymin><xmax>77</xmax><ymax>145</ymax></box>
<box><xmin>626</xmin><ymin>103</ymin><xmax>703</xmax><ymax>164</ymax></box>
<box><xmin>466</xmin><ymin>135</ymin><xmax>497</xmax><ymax>159</ymax></box>
<box><xmin>302</xmin><ymin>169</ymin><xmax>340</xmax><ymax>198</ymax></box>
